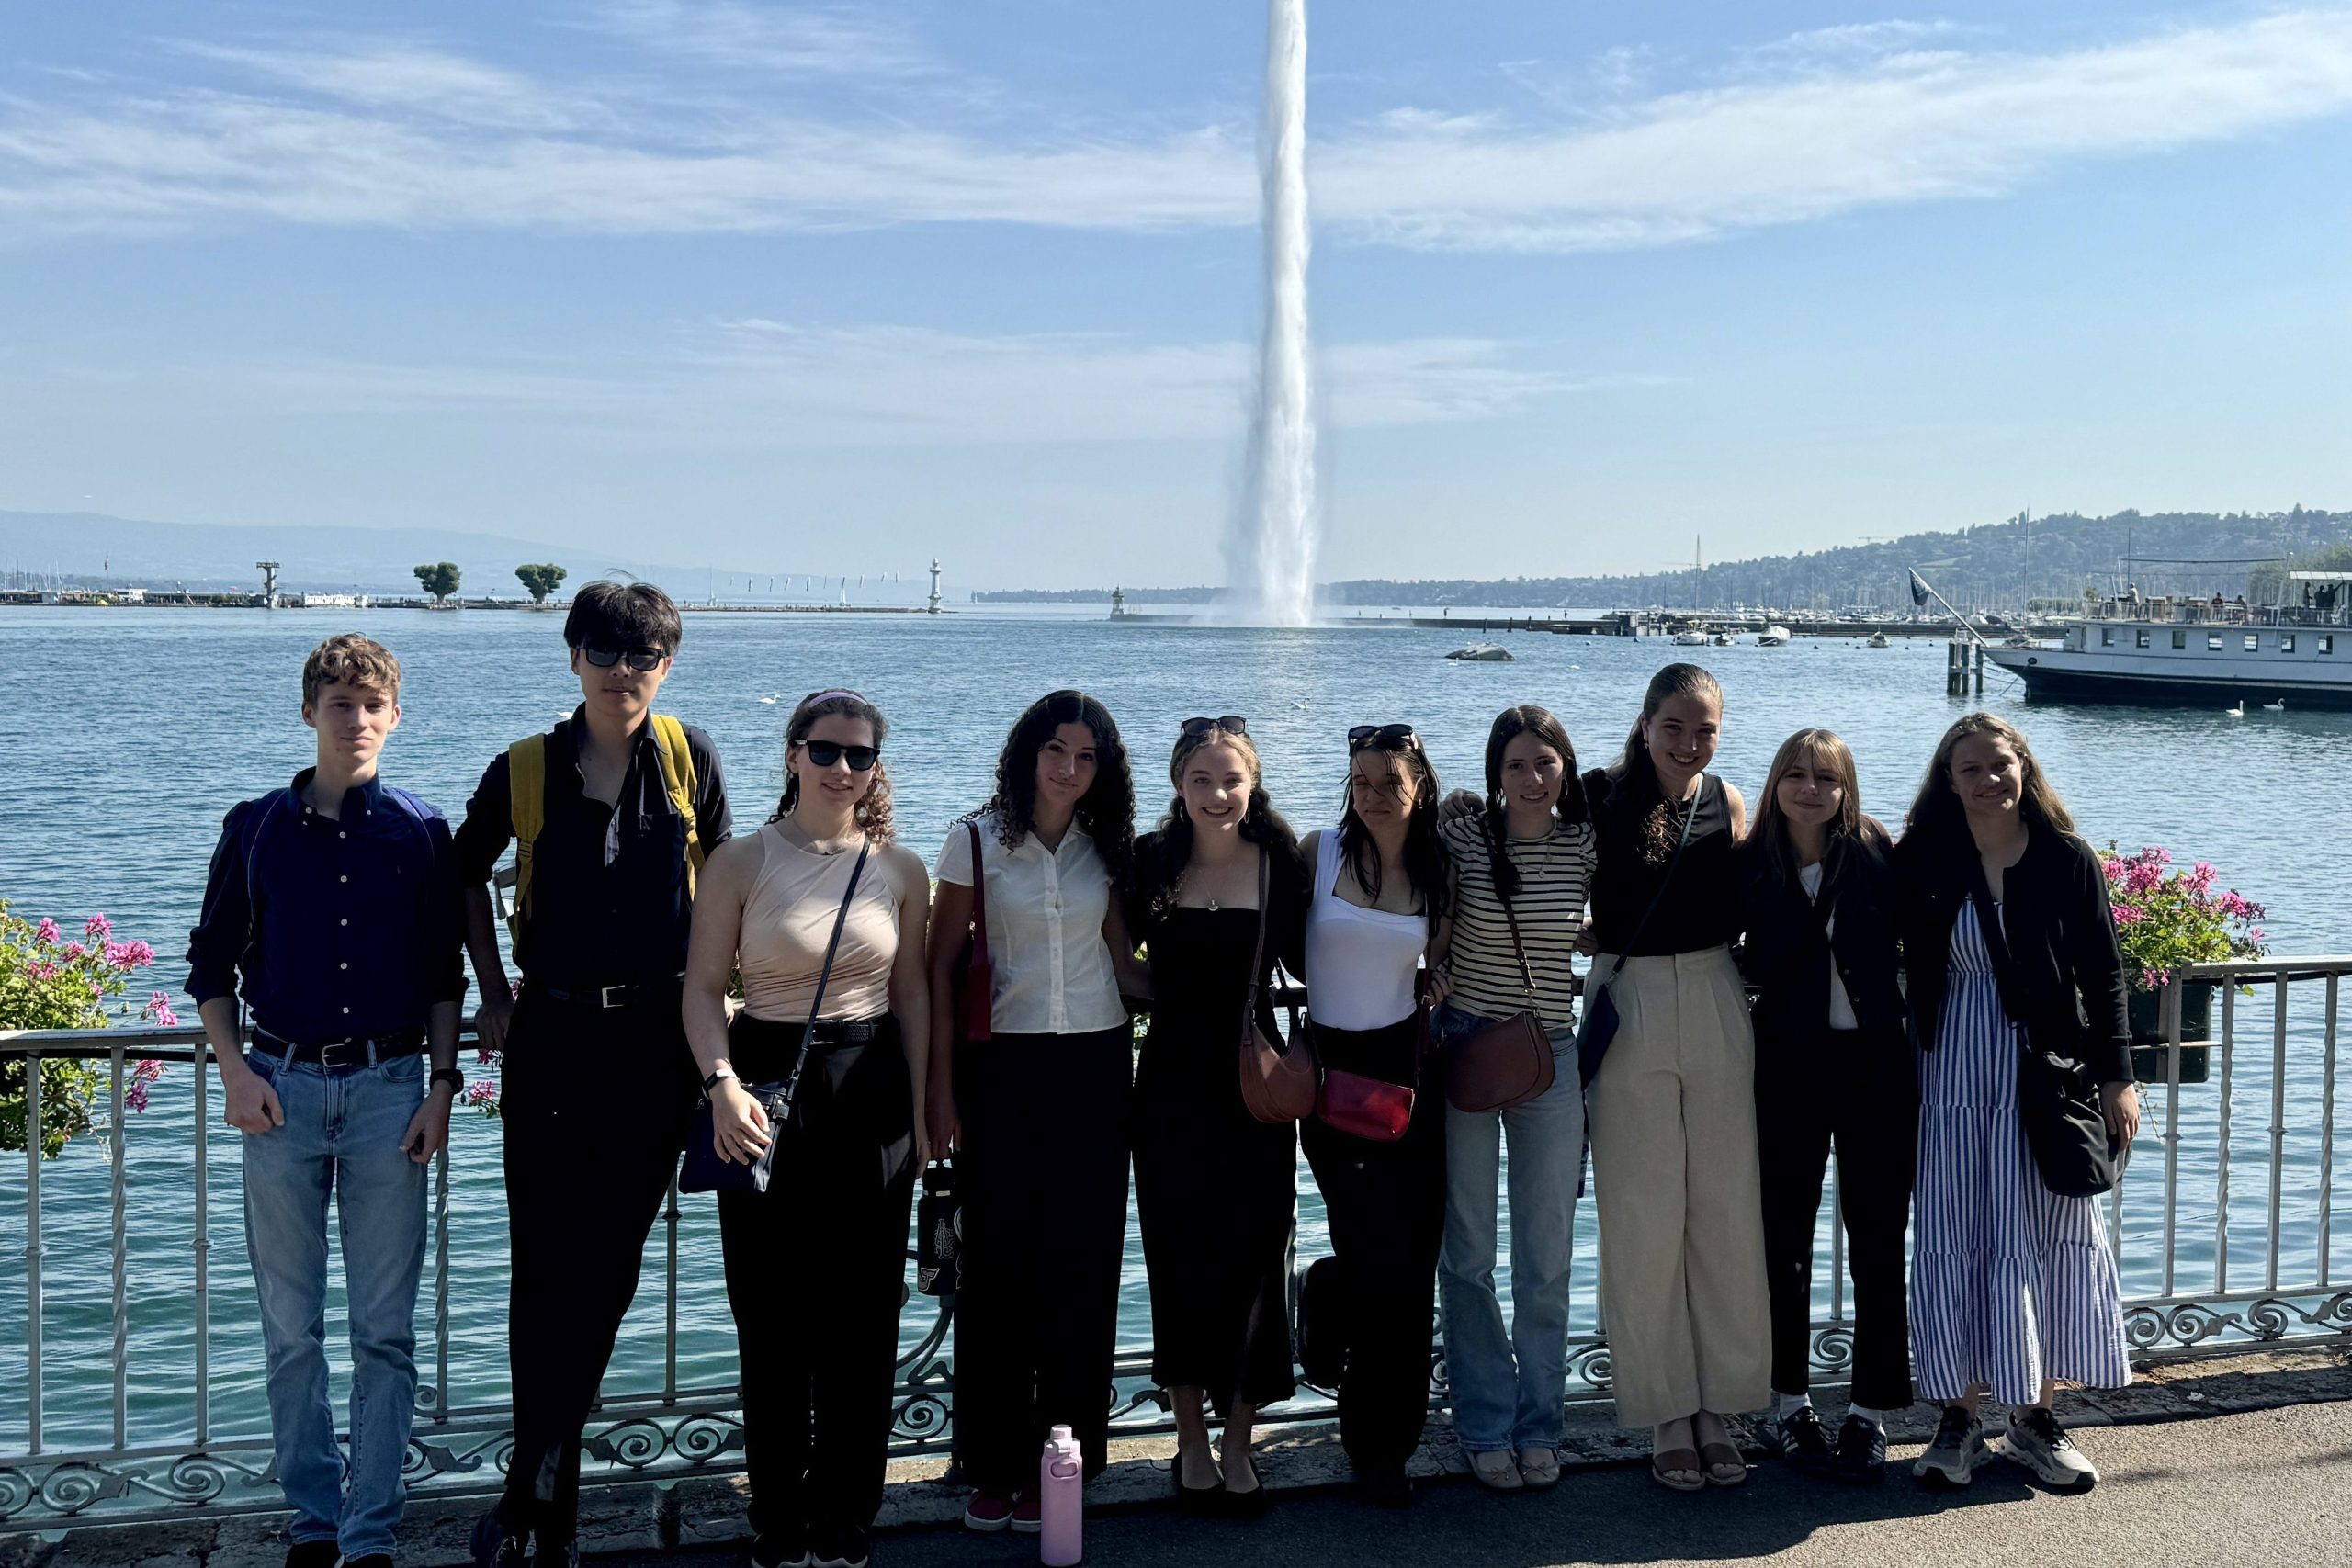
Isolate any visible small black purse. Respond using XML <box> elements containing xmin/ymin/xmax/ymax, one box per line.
<box><xmin>680</xmin><ymin>840</ymin><xmax>872</xmax><ymax>1196</ymax></box>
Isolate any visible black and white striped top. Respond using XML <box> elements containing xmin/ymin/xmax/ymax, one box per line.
<box><xmin>1440</xmin><ymin>813</ymin><xmax>1596</xmax><ymax>1032</ymax></box>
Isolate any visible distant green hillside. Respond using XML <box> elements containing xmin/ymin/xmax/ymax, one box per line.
<box><xmin>976</xmin><ymin>508</ymin><xmax>2350</xmax><ymax>609</ymax></box>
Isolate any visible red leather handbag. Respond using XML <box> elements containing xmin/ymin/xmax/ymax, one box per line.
<box><xmin>1314</xmin><ymin>1001</ymin><xmax>1426</xmax><ymax>1143</ymax></box>
<box><xmin>948</xmin><ymin>819</ymin><xmax>993</xmax><ymax>1043</ymax></box>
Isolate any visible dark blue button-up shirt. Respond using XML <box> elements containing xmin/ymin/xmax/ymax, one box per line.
<box><xmin>186</xmin><ymin>771</ymin><xmax>467</xmax><ymax>1043</ymax></box>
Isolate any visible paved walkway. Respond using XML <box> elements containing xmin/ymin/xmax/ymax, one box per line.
<box><xmin>633</xmin><ymin>1400</ymin><xmax>2352</xmax><ymax>1568</ymax></box>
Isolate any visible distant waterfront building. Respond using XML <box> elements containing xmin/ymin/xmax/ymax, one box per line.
<box><xmin>295</xmin><ymin>592</ymin><xmax>370</xmax><ymax>609</ymax></box>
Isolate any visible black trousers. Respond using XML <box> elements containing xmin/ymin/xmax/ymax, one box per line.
<box><xmin>1754</xmin><ymin>1024</ymin><xmax>1917</xmax><ymax>1412</ymax></box>
<box><xmin>718</xmin><ymin>1016</ymin><xmax>918</xmax><ymax>1545</ymax></box>
<box><xmin>951</xmin><ymin>1028</ymin><xmax>1132</xmax><ymax>1492</ymax></box>
<box><xmin>1299</xmin><ymin>1018</ymin><xmax>1446</xmax><ymax>1474</ymax></box>
<box><xmin>498</xmin><ymin>987</ymin><xmax>695</xmax><ymax>1540</ymax></box>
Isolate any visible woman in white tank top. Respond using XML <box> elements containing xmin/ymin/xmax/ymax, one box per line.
<box><xmin>1297</xmin><ymin>722</ymin><xmax>1449</xmax><ymax>1510</ymax></box>
<box><xmin>683</xmin><ymin>691</ymin><xmax>933</xmax><ymax>1568</ymax></box>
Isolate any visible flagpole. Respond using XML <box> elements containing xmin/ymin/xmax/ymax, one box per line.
<box><xmin>1909</xmin><ymin>569</ymin><xmax>1993</xmax><ymax>651</ymax></box>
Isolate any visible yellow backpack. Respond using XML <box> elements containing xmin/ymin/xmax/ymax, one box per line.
<box><xmin>505</xmin><ymin>712</ymin><xmax>704</xmax><ymax>942</ymax></box>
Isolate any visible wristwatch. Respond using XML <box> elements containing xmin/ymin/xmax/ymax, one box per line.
<box><xmin>429</xmin><ymin>1066</ymin><xmax>466</xmax><ymax>1096</ymax></box>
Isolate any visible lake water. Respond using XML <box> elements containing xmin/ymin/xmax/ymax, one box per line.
<box><xmin>2</xmin><ymin>604</ymin><xmax>2344</xmax><ymax>1457</ymax></box>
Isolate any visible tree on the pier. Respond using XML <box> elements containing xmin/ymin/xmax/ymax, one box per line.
<box><xmin>515</xmin><ymin>562</ymin><xmax>568</xmax><ymax>604</ymax></box>
<box><xmin>413</xmin><ymin>561</ymin><xmax>461</xmax><ymax>604</ymax></box>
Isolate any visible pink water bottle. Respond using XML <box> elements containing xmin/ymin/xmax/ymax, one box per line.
<box><xmin>1039</xmin><ymin>1424</ymin><xmax>1082</xmax><ymax>1566</ymax></box>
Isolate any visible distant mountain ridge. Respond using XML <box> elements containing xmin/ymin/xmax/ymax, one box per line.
<box><xmin>0</xmin><ymin>509</ymin><xmax>909</xmax><ymax>601</ymax></box>
<box><xmin>971</xmin><ymin>508</ymin><xmax>2352</xmax><ymax>609</ymax></box>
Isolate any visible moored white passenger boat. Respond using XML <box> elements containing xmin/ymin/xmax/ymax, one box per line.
<box><xmin>1986</xmin><ymin>573</ymin><xmax>2352</xmax><ymax>710</ymax></box>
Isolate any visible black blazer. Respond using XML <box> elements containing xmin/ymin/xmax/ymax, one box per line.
<box><xmin>1894</xmin><ymin>823</ymin><xmax>2132</xmax><ymax>1086</ymax></box>
<box><xmin>1736</xmin><ymin>825</ymin><xmax>1906</xmax><ymax>1042</ymax></box>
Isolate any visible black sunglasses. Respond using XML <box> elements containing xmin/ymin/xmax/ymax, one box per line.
<box><xmin>1347</xmin><ymin>722</ymin><xmax>1417</xmax><ymax>750</ymax></box>
<box><xmin>1180</xmin><ymin>715</ymin><xmax>1249</xmax><ymax>738</ymax></box>
<box><xmin>582</xmin><ymin>643</ymin><xmax>667</xmax><ymax>672</ymax></box>
<box><xmin>804</xmin><ymin>740</ymin><xmax>879</xmax><ymax>772</ymax></box>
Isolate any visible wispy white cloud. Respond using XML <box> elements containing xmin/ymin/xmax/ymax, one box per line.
<box><xmin>69</xmin><ymin>324</ymin><xmax>1611</xmax><ymax>446</ymax></box>
<box><xmin>583</xmin><ymin>0</ymin><xmax>940</xmax><ymax>79</ymax></box>
<box><xmin>5</xmin><ymin>10</ymin><xmax>2352</xmax><ymax>250</ymax></box>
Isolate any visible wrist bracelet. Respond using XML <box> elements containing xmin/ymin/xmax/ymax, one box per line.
<box><xmin>703</xmin><ymin>1068</ymin><xmax>737</xmax><ymax>1094</ymax></box>
<box><xmin>429</xmin><ymin>1066</ymin><xmax>466</xmax><ymax>1095</ymax></box>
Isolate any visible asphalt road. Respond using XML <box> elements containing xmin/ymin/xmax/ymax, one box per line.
<box><xmin>603</xmin><ymin>1401</ymin><xmax>2352</xmax><ymax>1568</ymax></box>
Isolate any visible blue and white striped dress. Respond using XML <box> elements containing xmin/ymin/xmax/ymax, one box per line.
<box><xmin>1911</xmin><ymin>899</ymin><xmax>2131</xmax><ymax>1403</ymax></box>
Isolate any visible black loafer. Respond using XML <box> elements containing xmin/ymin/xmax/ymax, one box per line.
<box><xmin>1832</xmin><ymin>1415</ymin><xmax>1888</xmax><ymax>1485</ymax></box>
<box><xmin>1768</xmin><ymin>1405</ymin><xmax>1835</xmax><ymax>1478</ymax></box>
<box><xmin>469</xmin><ymin>1511</ymin><xmax>528</xmax><ymax>1568</ymax></box>
<box><xmin>286</xmin><ymin>1540</ymin><xmax>341</xmax><ymax>1568</ymax></box>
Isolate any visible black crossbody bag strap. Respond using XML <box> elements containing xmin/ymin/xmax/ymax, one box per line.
<box><xmin>773</xmin><ymin>839</ymin><xmax>873</xmax><ymax>1123</ymax></box>
<box><xmin>1592</xmin><ymin>775</ymin><xmax>1704</xmax><ymax>992</ymax></box>
<box><xmin>1484</xmin><ymin>817</ymin><xmax>1541</xmax><ymax>1011</ymax></box>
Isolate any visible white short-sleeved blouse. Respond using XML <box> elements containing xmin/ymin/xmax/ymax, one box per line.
<box><xmin>934</xmin><ymin>809</ymin><xmax>1128</xmax><ymax>1037</ymax></box>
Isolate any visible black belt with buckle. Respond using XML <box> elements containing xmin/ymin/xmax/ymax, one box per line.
<box><xmin>534</xmin><ymin>975</ymin><xmax>688</xmax><ymax>1010</ymax></box>
<box><xmin>251</xmin><ymin>1027</ymin><xmax>426</xmax><ymax>1070</ymax></box>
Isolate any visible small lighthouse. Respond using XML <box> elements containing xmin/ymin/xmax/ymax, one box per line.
<box><xmin>1110</xmin><ymin>585</ymin><xmax>1127</xmax><ymax>620</ymax></box>
<box><xmin>927</xmin><ymin>559</ymin><xmax>942</xmax><ymax>616</ymax></box>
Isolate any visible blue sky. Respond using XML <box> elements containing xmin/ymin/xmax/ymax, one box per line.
<box><xmin>4</xmin><ymin>1</ymin><xmax>2348</xmax><ymax>589</ymax></box>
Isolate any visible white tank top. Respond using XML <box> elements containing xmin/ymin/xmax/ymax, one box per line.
<box><xmin>1304</xmin><ymin>828</ymin><xmax>1427</xmax><ymax>1031</ymax></box>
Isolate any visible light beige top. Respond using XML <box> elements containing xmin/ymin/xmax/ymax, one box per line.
<box><xmin>738</xmin><ymin>822</ymin><xmax>899</xmax><ymax>1022</ymax></box>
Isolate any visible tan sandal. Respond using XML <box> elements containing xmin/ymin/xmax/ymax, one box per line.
<box><xmin>1651</xmin><ymin>1448</ymin><xmax>1705</xmax><ymax>1492</ymax></box>
<box><xmin>1700</xmin><ymin>1441</ymin><xmax>1747</xmax><ymax>1487</ymax></box>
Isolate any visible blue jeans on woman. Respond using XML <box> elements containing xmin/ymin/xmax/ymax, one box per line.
<box><xmin>1432</xmin><ymin>1001</ymin><xmax>1584</xmax><ymax>1454</ymax></box>
<box><xmin>242</xmin><ymin>1047</ymin><xmax>428</xmax><ymax>1560</ymax></box>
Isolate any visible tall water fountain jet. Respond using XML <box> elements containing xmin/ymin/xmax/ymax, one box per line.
<box><xmin>1225</xmin><ymin>0</ymin><xmax>1317</xmax><ymax>626</ymax></box>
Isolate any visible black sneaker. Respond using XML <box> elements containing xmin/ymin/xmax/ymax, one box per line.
<box><xmin>1830</xmin><ymin>1416</ymin><xmax>1887</xmax><ymax>1484</ymax></box>
<box><xmin>285</xmin><ymin>1541</ymin><xmax>341</xmax><ymax>1568</ymax></box>
<box><xmin>752</xmin><ymin>1529</ymin><xmax>811</xmax><ymax>1568</ymax></box>
<box><xmin>468</xmin><ymin>1511</ymin><xmax>528</xmax><ymax>1568</ymax></box>
<box><xmin>809</xmin><ymin>1528</ymin><xmax>870</xmax><ymax>1568</ymax></box>
<box><xmin>1767</xmin><ymin>1404</ymin><xmax>1834</xmax><ymax>1477</ymax></box>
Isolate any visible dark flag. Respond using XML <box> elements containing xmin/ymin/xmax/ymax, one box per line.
<box><xmin>1908</xmin><ymin>568</ymin><xmax>1933</xmax><ymax>608</ymax></box>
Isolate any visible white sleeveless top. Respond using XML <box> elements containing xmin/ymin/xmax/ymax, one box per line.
<box><xmin>1304</xmin><ymin>828</ymin><xmax>1427</xmax><ymax>1031</ymax></box>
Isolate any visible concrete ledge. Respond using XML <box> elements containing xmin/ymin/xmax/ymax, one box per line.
<box><xmin>20</xmin><ymin>1341</ymin><xmax>2350</xmax><ymax>1568</ymax></box>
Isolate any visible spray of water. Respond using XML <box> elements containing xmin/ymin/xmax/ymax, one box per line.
<box><xmin>1225</xmin><ymin>0</ymin><xmax>1317</xmax><ymax>626</ymax></box>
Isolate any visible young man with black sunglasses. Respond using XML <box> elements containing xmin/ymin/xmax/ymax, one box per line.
<box><xmin>453</xmin><ymin>580</ymin><xmax>731</xmax><ymax>1568</ymax></box>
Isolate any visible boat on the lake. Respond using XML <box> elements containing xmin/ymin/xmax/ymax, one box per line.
<box><xmin>1446</xmin><ymin>639</ymin><xmax>1515</xmax><ymax>662</ymax></box>
<box><xmin>1867</xmin><ymin>632</ymin><xmax>1891</xmax><ymax>649</ymax></box>
<box><xmin>1986</xmin><ymin>573</ymin><xmax>2352</xmax><ymax>710</ymax></box>
<box><xmin>1757</xmin><ymin>624</ymin><xmax>1792</xmax><ymax>647</ymax></box>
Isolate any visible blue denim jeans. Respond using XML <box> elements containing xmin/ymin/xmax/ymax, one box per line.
<box><xmin>242</xmin><ymin>1048</ymin><xmax>427</xmax><ymax>1558</ymax></box>
<box><xmin>1432</xmin><ymin>1002</ymin><xmax>1585</xmax><ymax>1451</ymax></box>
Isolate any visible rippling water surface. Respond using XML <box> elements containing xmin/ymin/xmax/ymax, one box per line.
<box><xmin>2</xmin><ymin>605</ymin><xmax>2344</xmax><ymax>1454</ymax></box>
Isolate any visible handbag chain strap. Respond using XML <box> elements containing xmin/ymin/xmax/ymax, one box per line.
<box><xmin>1594</xmin><ymin>775</ymin><xmax>1705</xmax><ymax>995</ymax></box>
<box><xmin>776</xmin><ymin>838</ymin><xmax>873</xmax><ymax>1116</ymax></box>
<box><xmin>966</xmin><ymin>818</ymin><xmax>989</xmax><ymax>967</ymax></box>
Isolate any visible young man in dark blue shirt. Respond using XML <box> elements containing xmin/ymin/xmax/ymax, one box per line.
<box><xmin>187</xmin><ymin>634</ymin><xmax>467</xmax><ymax>1568</ymax></box>
<box><xmin>453</xmin><ymin>581</ymin><xmax>730</xmax><ymax>1568</ymax></box>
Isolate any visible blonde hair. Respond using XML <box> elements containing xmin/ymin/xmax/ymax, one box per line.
<box><xmin>1906</xmin><ymin>711</ymin><xmax>2078</xmax><ymax>846</ymax></box>
<box><xmin>1751</xmin><ymin>728</ymin><xmax>1885</xmax><ymax>887</ymax></box>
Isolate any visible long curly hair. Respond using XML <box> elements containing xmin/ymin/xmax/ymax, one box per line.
<box><xmin>1480</xmin><ymin>705</ymin><xmax>1588</xmax><ymax>901</ymax></box>
<box><xmin>1748</xmin><ymin>728</ymin><xmax>1887</xmax><ymax>893</ymax></box>
<box><xmin>976</xmin><ymin>689</ymin><xmax>1136</xmax><ymax>888</ymax></box>
<box><xmin>1604</xmin><ymin>662</ymin><xmax>1723</xmax><ymax>864</ymax></box>
<box><xmin>1337</xmin><ymin>729</ymin><xmax>1447</xmax><ymax>926</ymax></box>
<box><xmin>1905</xmin><ymin>710</ymin><xmax>2078</xmax><ymax>855</ymax></box>
<box><xmin>1135</xmin><ymin>727</ymin><xmax>1297</xmax><ymax>922</ymax></box>
<box><xmin>771</xmin><ymin>690</ymin><xmax>895</xmax><ymax>842</ymax></box>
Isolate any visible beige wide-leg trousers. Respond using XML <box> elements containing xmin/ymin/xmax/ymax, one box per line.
<box><xmin>1588</xmin><ymin>944</ymin><xmax>1771</xmax><ymax>1427</ymax></box>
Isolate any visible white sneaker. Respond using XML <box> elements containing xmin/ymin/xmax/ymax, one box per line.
<box><xmin>1913</xmin><ymin>1405</ymin><xmax>1991</xmax><ymax>1487</ymax></box>
<box><xmin>1515</xmin><ymin>1447</ymin><xmax>1561</xmax><ymax>1490</ymax></box>
<box><xmin>1465</xmin><ymin>1448</ymin><xmax>1524</xmax><ymax>1491</ymax></box>
<box><xmin>2005</xmin><ymin>1406</ymin><xmax>2099</xmax><ymax>1491</ymax></box>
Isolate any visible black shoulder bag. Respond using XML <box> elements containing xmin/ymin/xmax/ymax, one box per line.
<box><xmin>681</xmin><ymin>840</ymin><xmax>873</xmax><ymax>1196</ymax></box>
<box><xmin>1965</xmin><ymin>856</ymin><xmax>2128</xmax><ymax>1198</ymax></box>
<box><xmin>1575</xmin><ymin>778</ymin><xmax>1703</xmax><ymax>1087</ymax></box>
